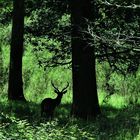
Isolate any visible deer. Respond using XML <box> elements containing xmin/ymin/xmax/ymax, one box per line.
<box><xmin>41</xmin><ymin>81</ymin><xmax>69</xmax><ymax>118</ymax></box>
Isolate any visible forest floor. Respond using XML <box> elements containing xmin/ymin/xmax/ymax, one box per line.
<box><xmin>0</xmin><ymin>93</ymin><xmax>139</xmax><ymax>140</ymax></box>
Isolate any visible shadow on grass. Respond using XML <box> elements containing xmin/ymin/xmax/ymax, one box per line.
<box><xmin>97</xmin><ymin>105</ymin><xmax>140</xmax><ymax>139</ymax></box>
<box><xmin>57</xmin><ymin>103</ymin><xmax>140</xmax><ymax>140</ymax></box>
<box><xmin>0</xmin><ymin>101</ymin><xmax>139</xmax><ymax>140</ymax></box>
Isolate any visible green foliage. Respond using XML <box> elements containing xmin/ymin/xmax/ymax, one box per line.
<box><xmin>92</xmin><ymin>0</ymin><xmax>140</xmax><ymax>74</ymax></box>
<box><xmin>24</xmin><ymin>0</ymin><xmax>71</xmax><ymax>68</ymax></box>
<box><xmin>0</xmin><ymin>0</ymin><xmax>140</xmax><ymax>139</ymax></box>
<box><xmin>0</xmin><ymin>0</ymin><xmax>12</xmax><ymax>24</ymax></box>
<box><xmin>0</xmin><ymin>97</ymin><xmax>140</xmax><ymax>140</ymax></box>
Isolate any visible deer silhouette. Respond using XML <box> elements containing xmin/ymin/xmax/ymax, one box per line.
<box><xmin>41</xmin><ymin>81</ymin><xmax>69</xmax><ymax>118</ymax></box>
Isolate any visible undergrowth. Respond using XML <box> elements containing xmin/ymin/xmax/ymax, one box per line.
<box><xmin>0</xmin><ymin>92</ymin><xmax>140</xmax><ymax>140</ymax></box>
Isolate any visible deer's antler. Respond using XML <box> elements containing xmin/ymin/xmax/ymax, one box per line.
<box><xmin>51</xmin><ymin>81</ymin><xmax>59</xmax><ymax>92</ymax></box>
<box><xmin>61</xmin><ymin>82</ymin><xmax>69</xmax><ymax>92</ymax></box>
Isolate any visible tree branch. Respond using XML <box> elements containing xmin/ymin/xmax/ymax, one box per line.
<box><xmin>98</xmin><ymin>0</ymin><xmax>140</xmax><ymax>9</ymax></box>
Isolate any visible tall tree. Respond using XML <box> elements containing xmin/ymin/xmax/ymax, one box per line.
<box><xmin>8</xmin><ymin>0</ymin><xmax>25</xmax><ymax>101</ymax></box>
<box><xmin>71</xmin><ymin>0</ymin><xmax>100</xmax><ymax>119</ymax></box>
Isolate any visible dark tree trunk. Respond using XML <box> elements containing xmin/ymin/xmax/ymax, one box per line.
<box><xmin>71</xmin><ymin>0</ymin><xmax>100</xmax><ymax>119</ymax></box>
<box><xmin>8</xmin><ymin>0</ymin><xmax>25</xmax><ymax>101</ymax></box>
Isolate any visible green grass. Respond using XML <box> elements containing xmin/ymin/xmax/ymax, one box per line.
<box><xmin>0</xmin><ymin>91</ymin><xmax>140</xmax><ymax>140</ymax></box>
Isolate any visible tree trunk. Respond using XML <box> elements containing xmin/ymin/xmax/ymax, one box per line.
<box><xmin>71</xmin><ymin>0</ymin><xmax>100</xmax><ymax>119</ymax></box>
<box><xmin>8</xmin><ymin>0</ymin><xmax>25</xmax><ymax>101</ymax></box>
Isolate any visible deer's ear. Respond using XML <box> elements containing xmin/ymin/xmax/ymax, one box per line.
<box><xmin>54</xmin><ymin>89</ymin><xmax>59</xmax><ymax>93</ymax></box>
<box><xmin>63</xmin><ymin>90</ymin><xmax>67</xmax><ymax>94</ymax></box>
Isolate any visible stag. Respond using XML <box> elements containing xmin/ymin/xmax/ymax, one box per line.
<box><xmin>41</xmin><ymin>81</ymin><xmax>69</xmax><ymax>118</ymax></box>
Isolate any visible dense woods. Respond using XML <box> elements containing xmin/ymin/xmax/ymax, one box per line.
<box><xmin>0</xmin><ymin>0</ymin><xmax>140</xmax><ymax>139</ymax></box>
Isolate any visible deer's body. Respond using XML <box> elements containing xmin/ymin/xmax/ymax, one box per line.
<box><xmin>41</xmin><ymin>95</ymin><xmax>63</xmax><ymax>117</ymax></box>
<box><xmin>41</xmin><ymin>82</ymin><xmax>69</xmax><ymax>118</ymax></box>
